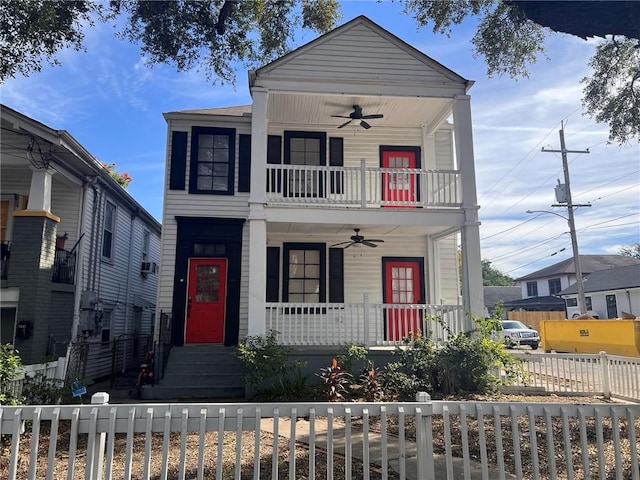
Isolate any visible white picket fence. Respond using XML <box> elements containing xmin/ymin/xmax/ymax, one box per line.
<box><xmin>5</xmin><ymin>356</ymin><xmax>68</xmax><ymax>399</ymax></box>
<box><xmin>505</xmin><ymin>351</ymin><xmax>640</xmax><ymax>402</ymax></box>
<box><xmin>1</xmin><ymin>394</ymin><xmax>638</xmax><ymax>480</ymax></box>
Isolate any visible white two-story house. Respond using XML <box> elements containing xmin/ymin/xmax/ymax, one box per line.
<box><xmin>1</xmin><ymin>105</ymin><xmax>161</xmax><ymax>378</ymax></box>
<box><xmin>155</xmin><ymin>16</ymin><xmax>483</xmax><ymax>355</ymax></box>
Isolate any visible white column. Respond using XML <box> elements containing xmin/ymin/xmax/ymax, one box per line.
<box><xmin>249</xmin><ymin>87</ymin><xmax>268</xmax><ymax>204</ymax></box>
<box><xmin>247</xmin><ymin>86</ymin><xmax>269</xmax><ymax>336</ymax></box>
<box><xmin>26</xmin><ymin>166</ymin><xmax>56</xmax><ymax>212</ymax></box>
<box><xmin>247</xmin><ymin>210</ymin><xmax>267</xmax><ymax>336</ymax></box>
<box><xmin>452</xmin><ymin>96</ymin><xmax>484</xmax><ymax>322</ymax></box>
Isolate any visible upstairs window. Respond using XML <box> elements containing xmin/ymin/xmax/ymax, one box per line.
<box><xmin>190</xmin><ymin>127</ymin><xmax>235</xmax><ymax>195</ymax></box>
<box><xmin>102</xmin><ymin>201</ymin><xmax>116</xmax><ymax>260</ymax></box>
<box><xmin>142</xmin><ymin>229</ymin><xmax>149</xmax><ymax>261</ymax></box>
<box><xmin>548</xmin><ymin>278</ymin><xmax>562</xmax><ymax>295</ymax></box>
<box><xmin>526</xmin><ymin>281</ymin><xmax>538</xmax><ymax>297</ymax></box>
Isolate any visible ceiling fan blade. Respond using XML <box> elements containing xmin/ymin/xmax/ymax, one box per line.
<box><xmin>364</xmin><ymin>239</ymin><xmax>384</xmax><ymax>243</ymax></box>
<box><xmin>331</xmin><ymin>240</ymin><xmax>354</xmax><ymax>247</ymax></box>
<box><xmin>337</xmin><ymin>120</ymin><xmax>352</xmax><ymax>129</ymax></box>
<box><xmin>331</xmin><ymin>115</ymin><xmax>352</xmax><ymax>118</ymax></box>
<box><xmin>362</xmin><ymin>240</ymin><xmax>379</xmax><ymax>248</ymax></box>
<box><xmin>360</xmin><ymin>121</ymin><xmax>371</xmax><ymax>129</ymax></box>
<box><xmin>362</xmin><ymin>114</ymin><xmax>384</xmax><ymax>119</ymax></box>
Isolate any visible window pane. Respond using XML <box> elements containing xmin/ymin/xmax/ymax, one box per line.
<box><xmin>198</xmin><ymin>163</ymin><xmax>213</xmax><ymax>176</ymax></box>
<box><xmin>199</xmin><ymin>134</ymin><xmax>214</xmax><ymax>148</ymax></box>
<box><xmin>304</xmin><ymin>279</ymin><xmax>319</xmax><ymax>293</ymax></box>
<box><xmin>213</xmin><ymin>163</ymin><xmax>229</xmax><ymax>176</ymax></box>
<box><xmin>214</xmin><ymin>149</ymin><xmax>229</xmax><ymax>162</ymax></box>
<box><xmin>214</xmin><ymin>135</ymin><xmax>229</xmax><ymax>148</ymax></box>
<box><xmin>289</xmin><ymin>279</ymin><xmax>304</xmax><ymax>293</ymax></box>
<box><xmin>290</xmin><ymin>138</ymin><xmax>305</xmax><ymax>151</ymax></box>
<box><xmin>102</xmin><ymin>231</ymin><xmax>112</xmax><ymax>258</ymax></box>
<box><xmin>198</xmin><ymin>148</ymin><xmax>214</xmax><ymax>162</ymax></box>
<box><xmin>305</xmin><ymin>138</ymin><xmax>320</xmax><ymax>151</ymax></box>
<box><xmin>305</xmin><ymin>293</ymin><xmax>319</xmax><ymax>303</ymax></box>
<box><xmin>197</xmin><ymin>177</ymin><xmax>213</xmax><ymax>190</ymax></box>
<box><xmin>305</xmin><ymin>265</ymin><xmax>320</xmax><ymax>278</ymax></box>
<box><xmin>304</xmin><ymin>250</ymin><xmax>319</xmax><ymax>264</ymax></box>
<box><xmin>289</xmin><ymin>294</ymin><xmax>304</xmax><ymax>303</ymax></box>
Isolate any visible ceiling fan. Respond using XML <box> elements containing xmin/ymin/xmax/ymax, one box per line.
<box><xmin>331</xmin><ymin>105</ymin><xmax>383</xmax><ymax>130</ymax></box>
<box><xmin>330</xmin><ymin>228</ymin><xmax>385</xmax><ymax>249</ymax></box>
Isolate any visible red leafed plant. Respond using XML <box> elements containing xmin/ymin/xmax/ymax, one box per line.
<box><xmin>101</xmin><ymin>162</ymin><xmax>132</xmax><ymax>188</ymax></box>
<box><xmin>317</xmin><ymin>358</ymin><xmax>352</xmax><ymax>402</ymax></box>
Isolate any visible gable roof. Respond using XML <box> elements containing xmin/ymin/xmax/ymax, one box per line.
<box><xmin>515</xmin><ymin>255</ymin><xmax>640</xmax><ymax>281</ymax></box>
<box><xmin>251</xmin><ymin>15</ymin><xmax>472</xmax><ymax>90</ymax></box>
<box><xmin>559</xmin><ymin>264</ymin><xmax>640</xmax><ymax>295</ymax></box>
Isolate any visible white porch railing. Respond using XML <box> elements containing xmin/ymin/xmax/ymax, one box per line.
<box><xmin>2</xmin><ymin>394</ymin><xmax>638</xmax><ymax>480</ymax></box>
<box><xmin>266</xmin><ymin>298</ymin><xmax>466</xmax><ymax>346</ymax></box>
<box><xmin>265</xmin><ymin>161</ymin><xmax>462</xmax><ymax>208</ymax></box>
<box><xmin>503</xmin><ymin>351</ymin><xmax>640</xmax><ymax>402</ymax></box>
<box><xmin>5</xmin><ymin>356</ymin><xmax>68</xmax><ymax>400</ymax></box>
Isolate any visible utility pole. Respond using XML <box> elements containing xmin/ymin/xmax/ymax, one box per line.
<box><xmin>541</xmin><ymin>121</ymin><xmax>590</xmax><ymax>315</ymax></box>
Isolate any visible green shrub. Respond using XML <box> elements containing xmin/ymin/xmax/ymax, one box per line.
<box><xmin>236</xmin><ymin>330</ymin><xmax>309</xmax><ymax>399</ymax></box>
<box><xmin>21</xmin><ymin>373</ymin><xmax>68</xmax><ymax>405</ymax></box>
<box><xmin>0</xmin><ymin>344</ymin><xmax>23</xmax><ymax>405</ymax></box>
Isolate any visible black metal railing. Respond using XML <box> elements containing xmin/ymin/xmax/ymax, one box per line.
<box><xmin>1</xmin><ymin>241</ymin><xmax>10</xmax><ymax>279</ymax></box>
<box><xmin>52</xmin><ymin>247</ymin><xmax>76</xmax><ymax>284</ymax></box>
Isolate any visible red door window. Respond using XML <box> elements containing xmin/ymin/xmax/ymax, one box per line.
<box><xmin>185</xmin><ymin>258</ymin><xmax>227</xmax><ymax>343</ymax></box>
<box><xmin>384</xmin><ymin>260</ymin><xmax>423</xmax><ymax>341</ymax></box>
<box><xmin>382</xmin><ymin>150</ymin><xmax>417</xmax><ymax>207</ymax></box>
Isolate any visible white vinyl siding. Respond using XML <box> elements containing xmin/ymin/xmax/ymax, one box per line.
<box><xmin>261</xmin><ymin>22</ymin><xmax>462</xmax><ymax>86</ymax></box>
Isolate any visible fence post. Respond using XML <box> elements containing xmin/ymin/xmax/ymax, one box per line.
<box><xmin>89</xmin><ymin>392</ymin><xmax>109</xmax><ymax>480</ymax></box>
<box><xmin>599</xmin><ymin>351</ymin><xmax>611</xmax><ymax>399</ymax></box>
<box><xmin>415</xmin><ymin>392</ymin><xmax>434</xmax><ymax>478</ymax></box>
<box><xmin>360</xmin><ymin>158</ymin><xmax>366</xmax><ymax>207</ymax></box>
<box><xmin>363</xmin><ymin>294</ymin><xmax>370</xmax><ymax>346</ymax></box>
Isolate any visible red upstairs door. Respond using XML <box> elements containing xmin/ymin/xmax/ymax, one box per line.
<box><xmin>185</xmin><ymin>258</ymin><xmax>227</xmax><ymax>343</ymax></box>
<box><xmin>383</xmin><ymin>259</ymin><xmax>423</xmax><ymax>341</ymax></box>
<box><xmin>381</xmin><ymin>149</ymin><xmax>418</xmax><ymax>207</ymax></box>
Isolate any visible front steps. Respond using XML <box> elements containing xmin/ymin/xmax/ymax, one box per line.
<box><xmin>141</xmin><ymin>345</ymin><xmax>246</xmax><ymax>400</ymax></box>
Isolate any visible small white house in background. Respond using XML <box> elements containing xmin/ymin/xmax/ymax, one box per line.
<box><xmin>558</xmin><ymin>263</ymin><xmax>640</xmax><ymax>319</ymax></box>
<box><xmin>0</xmin><ymin>105</ymin><xmax>161</xmax><ymax>376</ymax></box>
<box><xmin>155</xmin><ymin>16</ymin><xmax>484</xmax><ymax>353</ymax></box>
<box><xmin>514</xmin><ymin>255</ymin><xmax>640</xmax><ymax>300</ymax></box>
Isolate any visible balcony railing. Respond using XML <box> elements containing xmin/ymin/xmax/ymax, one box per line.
<box><xmin>266</xmin><ymin>161</ymin><xmax>462</xmax><ymax>208</ymax></box>
<box><xmin>266</xmin><ymin>295</ymin><xmax>467</xmax><ymax>346</ymax></box>
<box><xmin>1</xmin><ymin>241</ymin><xmax>9</xmax><ymax>279</ymax></box>
<box><xmin>52</xmin><ymin>247</ymin><xmax>76</xmax><ymax>284</ymax></box>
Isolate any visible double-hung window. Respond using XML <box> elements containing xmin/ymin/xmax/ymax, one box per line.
<box><xmin>190</xmin><ymin>127</ymin><xmax>235</xmax><ymax>194</ymax></box>
<box><xmin>284</xmin><ymin>131</ymin><xmax>326</xmax><ymax>198</ymax></box>
<box><xmin>526</xmin><ymin>281</ymin><xmax>538</xmax><ymax>297</ymax></box>
<box><xmin>283</xmin><ymin>243</ymin><xmax>326</xmax><ymax>303</ymax></box>
<box><xmin>548</xmin><ymin>278</ymin><xmax>562</xmax><ymax>295</ymax></box>
<box><xmin>102</xmin><ymin>201</ymin><xmax>116</xmax><ymax>260</ymax></box>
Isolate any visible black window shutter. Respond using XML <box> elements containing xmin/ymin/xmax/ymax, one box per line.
<box><xmin>329</xmin><ymin>137</ymin><xmax>344</xmax><ymax>194</ymax></box>
<box><xmin>266</xmin><ymin>246</ymin><xmax>280</xmax><ymax>302</ymax></box>
<box><xmin>329</xmin><ymin>248</ymin><xmax>344</xmax><ymax>303</ymax></box>
<box><xmin>267</xmin><ymin>135</ymin><xmax>282</xmax><ymax>193</ymax></box>
<box><xmin>238</xmin><ymin>134</ymin><xmax>251</xmax><ymax>192</ymax></box>
<box><xmin>169</xmin><ymin>131</ymin><xmax>188</xmax><ymax>190</ymax></box>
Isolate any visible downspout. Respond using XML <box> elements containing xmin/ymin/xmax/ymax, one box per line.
<box><xmin>71</xmin><ymin>180</ymin><xmax>90</xmax><ymax>339</ymax></box>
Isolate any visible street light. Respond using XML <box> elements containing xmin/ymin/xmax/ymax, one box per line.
<box><xmin>526</xmin><ymin>209</ymin><xmax>587</xmax><ymax>316</ymax></box>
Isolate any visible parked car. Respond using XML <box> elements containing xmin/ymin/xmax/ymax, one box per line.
<box><xmin>499</xmin><ymin>320</ymin><xmax>540</xmax><ymax>350</ymax></box>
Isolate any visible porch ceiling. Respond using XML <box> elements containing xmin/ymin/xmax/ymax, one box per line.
<box><xmin>267</xmin><ymin>222</ymin><xmax>456</xmax><ymax>238</ymax></box>
<box><xmin>268</xmin><ymin>93</ymin><xmax>452</xmax><ymax>131</ymax></box>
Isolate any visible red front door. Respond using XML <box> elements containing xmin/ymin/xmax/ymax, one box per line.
<box><xmin>185</xmin><ymin>258</ymin><xmax>227</xmax><ymax>343</ymax></box>
<box><xmin>383</xmin><ymin>259</ymin><xmax>423</xmax><ymax>341</ymax></box>
<box><xmin>381</xmin><ymin>150</ymin><xmax>418</xmax><ymax>207</ymax></box>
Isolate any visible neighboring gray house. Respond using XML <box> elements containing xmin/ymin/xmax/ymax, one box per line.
<box><xmin>558</xmin><ymin>264</ymin><xmax>640</xmax><ymax>319</ymax></box>
<box><xmin>0</xmin><ymin>105</ymin><xmax>161</xmax><ymax>373</ymax></box>
<box><xmin>514</xmin><ymin>255</ymin><xmax>640</xmax><ymax>300</ymax></box>
<box><xmin>483</xmin><ymin>286</ymin><xmax>521</xmax><ymax>318</ymax></box>
<box><xmin>155</xmin><ymin>15</ymin><xmax>484</xmax><ymax>351</ymax></box>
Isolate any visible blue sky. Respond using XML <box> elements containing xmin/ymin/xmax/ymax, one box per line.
<box><xmin>2</xmin><ymin>1</ymin><xmax>638</xmax><ymax>278</ymax></box>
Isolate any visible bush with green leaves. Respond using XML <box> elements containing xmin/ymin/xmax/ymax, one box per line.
<box><xmin>0</xmin><ymin>344</ymin><xmax>23</xmax><ymax>405</ymax></box>
<box><xmin>236</xmin><ymin>330</ymin><xmax>309</xmax><ymax>399</ymax></box>
<box><xmin>20</xmin><ymin>373</ymin><xmax>68</xmax><ymax>405</ymax></box>
<box><xmin>382</xmin><ymin>309</ymin><xmax>525</xmax><ymax>399</ymax></box>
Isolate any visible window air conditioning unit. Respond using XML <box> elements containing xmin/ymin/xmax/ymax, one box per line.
<box><xmin>141</xmin><ymin>262</ymin><xmax>158</xmax><ymax>275</ymax></box>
